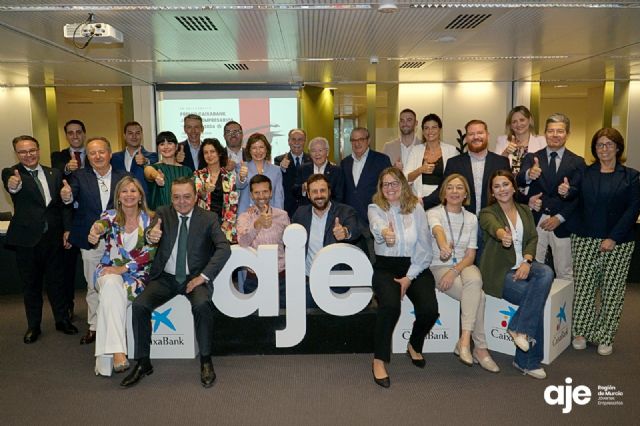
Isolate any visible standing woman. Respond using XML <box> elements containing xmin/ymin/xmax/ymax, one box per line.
<box><xmin>236</xmin><ymin>133</ymin><xmax>284</xmax><ymax>214</ymax></box>
<box><xmin>404</xmin><ymin>114</ymin><xmax>458</xmax><ymax>198</ymax></box>
<box><xmin>495</xmin><ymin>106</ymin><xmax>546</xmax><ymax>175</ymax></box>
<box><xmin>560</xmin><ymin>128</ymin><xmax>640</xmax><ymax>356</ymax></box>
<box><xmin>368</xmin><ymin>167</ymin><xmax>439</xmax><ymax>388</ymax></box>
<box><xmin>89</xmin><ymin>176</ymin><xmax>157</xmax><ymax>376</ymax></box>
<box><xmin>144</xmin><ymin>131</ymin><xmax>193</xmax><ymax>209</ymax></box>
<box><xmin>479</xmin><ymin>170</ymin><xmax>554</xmax><ymax>379</ymax></box>
<box><xmin>193</xmin><ymin>138</ymin><xmax>239</xmax><ymax>244</ymax></box>
<box><xmin>427</xmin><ymin>174</ymin><xmax>499</xmax><ymax>373</ymax></box>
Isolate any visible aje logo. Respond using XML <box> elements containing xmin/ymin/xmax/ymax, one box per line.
<box><xmin>544</xmin><ymin>377</ymin><xmax>591</xmax><ymax>414</ymax></box>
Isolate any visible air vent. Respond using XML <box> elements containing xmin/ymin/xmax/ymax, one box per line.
<box><xmin>399</xmin><ymin>61</ymin><xmax>426</xmax><ymax>69</ymax></box>
<box><xmin>175</xmin><ymin>16</ymin><xmax>218</xmax><ymax>31</ymax></box>
<box><xmin>445</xmin><ymin>14</ymin><xmax>491</xmax><ymax>30</ymax></box>
<box><xmin>224</xmin><ymin>63</ymin><xmax>249</xmax><ymax>71</ymax></box>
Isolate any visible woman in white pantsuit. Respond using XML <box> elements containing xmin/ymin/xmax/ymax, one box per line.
<box><xmin>88</xmin><ymin>176</ymin><xmax>156</xmax><ymax>376</ymax></box>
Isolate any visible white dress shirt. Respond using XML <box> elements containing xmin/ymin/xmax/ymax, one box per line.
<box><xmin>351</xmin><ymin>149</ymin><xmax>370</xmax><ymax>187</ymax></box>
<box><xmin>306</xmin><ymin>203</ymin><xmax>331</xmax><ymax>276</ymax></box>
<box><xmin>164</xmin><ymin>210</ymin><xmax>193</xmax><ymax>276</ymax></box>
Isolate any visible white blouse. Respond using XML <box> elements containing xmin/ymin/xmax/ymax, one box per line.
<box><xmin>426</xmin><ymin>205</ymin><xmax>478</xmax><ymax>267</ymax></box>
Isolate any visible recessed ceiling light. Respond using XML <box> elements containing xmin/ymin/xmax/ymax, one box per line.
<box><xmin>378</xmin><ymin>2</ymin><xmax>398</xmax><ymax>13</ymax></box>
<box><xmin>437</xmin><ymin>36</ymin><xmax>457</xmax><ymax>43</ymax></box>
<box><xmin>553</xmin><ymin>84</ymin><xmax>569</xmax><ymax>88</ymax></box>
<box><xmin>90</xmin><ymin>89</ymin><xmax>106</xmax><ymax>93</ymax></box>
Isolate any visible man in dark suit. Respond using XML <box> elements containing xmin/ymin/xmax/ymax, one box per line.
<box><xmin>51</xmin><ymin>119</ymin><xmax>87</xmax><ymax>319</ymax></box>
<box><xmin>121</xmin><ymin>176</ymin><xmax>231</xmax><ymax>388</ymax></box>
<box><xmin>178</xmin><ymin>114</ymin><xmax>204</xmax><ymax>171</ymax></box>
<box><xmin>222</xmin><ymin>120</ymin><xmax>247</xmax><ymax>170</ymax></box>
<box><xmin>61</xmin><ymin>137</ymin><xmax>130</xmax><ymax>344</ymax></box>
<box><xmin>293</xmin><ymin>136</ymin><xmax>344</xmax><ymax>205</ymax></box>
<box><xmin>2</xmin><ymin>135</ymin><xmax>77</xmax><ymax>343</ymax></box>
<box><xmin>275</xmin><ymin>128</ymin><xmax>311</xmax><ymax>217</ymax></box>
<box><xmin>516</xmin><ymin>113</ymin><xmax>584</xmax><ymax>281</ymax></box>
<box><xmin>111</xmin><ymin>121</ymin><xmax>158</xmax><ymax>198</ymax></box>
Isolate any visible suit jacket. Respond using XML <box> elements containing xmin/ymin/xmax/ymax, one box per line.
<box><xmin>275</xmin><ymin>152</ymin><xmax>311</xmax><ymax>217</ymax></box>
<box><xmin>516</xmin><ymin>148</ymin><xmax>585</xmax><ymax>238</ymax></box>
<box><xmin>423</xmin><ymin>151</ymin><xmax>510</xmax><ymax>213</ymax></box>
<box><xmin>148</xmin><ymin>205</ymin><xmax>231</xmax><ymax>295</ymax></box>
<box><xmin>2</xmin><ymin>164</ymin><xmax>70</xmax><ymax>248</ymax></box>
<box><xmin>111</xmin><ymin>147</ymin><xmax>158</xmax><ymax>198</ymax></box>
<box><xmin>178</xmin><ymin>140</ymin><xmax>199</xmax><ymax>171</ymax></box>
<box><xmin>51</xmin><ymin>148</ymin><xmax>84</xmax><ymax>175</ymax></box>
<box><xmin>67</xmin><ymin>167</ymin><xmax>130</xmax><ymax>250</ymax></box>
<box><xmin>291</xmin><ymin>202</ymin><xmax>362</xmax><ymax>253</ymax></box>
<box><xmin>294</xmin><ymin>162</ymin><xmax>344</xmax><ymax>205</ymax></box>
<box><xmin>340</xmin><ymin>150</ymin><xmax>391</xmax><ymax>223</ymax></box>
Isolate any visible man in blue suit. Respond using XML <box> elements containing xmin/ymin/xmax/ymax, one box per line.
<box><xmin>294</xmin><ymin>136</ymin><xmax>344</xmax><ymax>206</ymax></box>
<box><xmin>111</xmin><ymin>121</ymin><xmax>157</xmax><ymax>199</ymax></box>
<box><xmin>178</xmin><ymin>114</ymin><xmax>204</xmax><ymax>171</ymax></box>
<box><xmin>61</xmin><ymin>137</ymin><xmax>130</xmax><ymax>344</ymax></box>
<box><xmin>275</xmin><ymin>128</ymin><xmax>311</xmax><ymax>217</ymax></box>
<box><xmin>516</xmin><ymin>113</ymin><xmax>584</xmax><ymax>281</ymax></box>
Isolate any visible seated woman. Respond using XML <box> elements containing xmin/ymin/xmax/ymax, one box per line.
<box><xmin>368</xmin><ymin>167</ymin><xmax>439</xmax><ymax>388</ymax></box>
<box><xmin>89</xmin><ymin>176</ymin><xmax>156</xmax><ymax>376</ymax></box>
<box><xmin>427</xmin><ymin>174</ymin><xmax>499</xmax><ymax>373</ymax></box>
<box><xmin>479</xmin><ymin>170</ymin><xmax>553</xmax><ymax>379</ymax></box>
<box><xmin>193</xmin><ymin>138</ymin><xmax>239</xmax><ymax>244</ymax></box>
<box><xmin>144</xmin><ymin>131</ymin><xmax>193</xmax><ymax>209</ymax></box>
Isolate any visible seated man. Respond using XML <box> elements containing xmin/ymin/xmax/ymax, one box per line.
<box><xmin>293</xmin><ymin>136</ymin><xmax>344</xmax><ymax>204</ymax></box>
<box><xmin>291</xmin><ymin>174</ymin><xmax>361</xmax><ymax>306</ymax></box>
<box><xmin>121</xmin><ymin>176</ymin><xmax>231</xmax><ymax>389</ymax></box>
<box><xmin>236</xmin><ymin>175</ymin><xmax>290</xmax><ymax>306</ymax></box>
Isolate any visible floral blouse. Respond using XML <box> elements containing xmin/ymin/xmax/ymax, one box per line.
<box><xmin>193</xmin><ymin>167</ymin><xmax>239</xmax><ymax>243</ymax></box>
<box><xmin>93</xmin><ymin>209</ymin><xmax>157</xmax><ymax>301</ymax></box>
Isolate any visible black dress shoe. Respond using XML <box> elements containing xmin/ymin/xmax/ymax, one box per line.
<box><xmin>120</xmin><ymin>362</ymin><xmax>153</xmax><ymax>388</ymax></box>
<box><xmin>406</xmin><ymin>350</ymin><xmax>426</xmax><ymax>368</ymax></box>
<box><xmin>56</xmin><ymin>319</ymin><xmax>79</xmax><ymax>335</ymax></box>
<box><xmin>80</xmin><ymin>329</ymin><xmax>96</xmax><ymax>344</ymax></box>
<box><xmin>372</xmin><ymin>368</ymin><xmax>390</xmax><ymax>388</ymax></box>
<box><xmin>201</xmin><ymin>362</ymin><xmax>216</xmax><ymax>388</ymax></box>
<box><xmin>24</xmin><ymin>328</ymin><xmax>41</xmax><ymax>344</ymax></box>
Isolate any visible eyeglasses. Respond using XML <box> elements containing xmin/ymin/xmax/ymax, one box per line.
<box><xmin>350</xmin><ymin>137</ymin><xmax>368</xmax><ymax>143</ymax></box>
<box><xmin>224</xmin><ymin>130</ymin><xmax>242</xmax><ymax>136</ymax></box>
<box><xmin>97</xmin><ymin>177</ymin><xmax>109</xmax><ymax>193</ymax></box>
<box><xmin>381</xmin><ymin>181</ymin><xmax>400</xmax><ymax>189</ymax></box>
<box><xmin>16</xmin><ymin>149</ymin><xmax>39</xmax><ymax>156</ymax></box>
<box><xmin>595</xmin><ymin>142</ymin><xmax>616</xmax><ymax>150</ymax></box>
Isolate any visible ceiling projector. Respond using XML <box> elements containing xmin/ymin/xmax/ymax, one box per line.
<box><xmin>63</xmin><ymin>23</ymin><xmax>123</xmax><ymax>44</ymax></box>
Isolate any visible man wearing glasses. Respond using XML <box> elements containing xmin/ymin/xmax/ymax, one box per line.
<box><xmin>3</xmin><ymin>135</ymin><xmax>77</xmax><ymax>343</ymax></box>
<box><xmin>61</xmin><ymin>137</ymin><xmax>130</xmax><ymax>344</ymax></box>
<box><xmin>222</xmin><ymin>120</ymin><xmax>247</xmax><ymax>170</ymax></box>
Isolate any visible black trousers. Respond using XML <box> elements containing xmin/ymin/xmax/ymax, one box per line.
<box><xmin>132</xmin><ymin>272</ymin><xmax>214</xmax><ymax>359</ymax></box>
<box><xmin>15</xmin><ymin>230</ymin><xmax>67</xmax><ymax>328</ymax></box>
<box><xmin>373</xmin><ymin>256</ymin><xmax>439</xmax><ymax>362</ymax></box>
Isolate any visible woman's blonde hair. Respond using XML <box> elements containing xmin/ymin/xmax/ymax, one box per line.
<box><xmin>438</xmin><ymin>173</ymin><xmax>471</xmax><ymax>206</ymax></box>
<box><xmin>113</xmin><ymin>176</ymin><xmax>153</xmax><ymax>226</ymax></box>
<box><xmin>372</xmin><ymin>167</ymin><xmax>419</xmax><ymax>214</ymax></box>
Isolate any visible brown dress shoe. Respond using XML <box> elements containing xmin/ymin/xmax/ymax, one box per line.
<box><xmin>80</xmin><ymin>329</ymin><xmax>96</xmax><ymax>344</ymax></box>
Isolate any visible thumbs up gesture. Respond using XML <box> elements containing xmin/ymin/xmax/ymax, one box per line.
<box><xmin>558</xmin><ymin>177</ymin><xmax>570</xmax><ymax>197</ymax></box>
<box><xmin>134</xmin><ymin>149</ymin><xmax>147</xmax><ymax>166</ymax></box>
<box><xmin>155</xmin><ymin>168</ymin><xmax>165</xmax><ymax>187</ymax></box>
<box><xmin>528</xmin><ymin>157</ymin><xmax>542</xmax><ymax>180</ymax></box>
<box><xmin>239</xmin><ymin>160</ymin><xmax>248</xmax><ymax>181</ymax></box>
<box><xmin>439</xmin><ymin>240</ymin><xmax>453</xmax><ymax>261</ymax></box>
<box><xmin>261</xmin><ymin>204</ymin><xmax>272</xmax><ymax>229</ymax></box>
<box><xmin>175</xmin><ymin>144</ymin><xmax>186</xmax><ymax>164</ymax></box>
<box><xmin>382</xmin><ymin>219</ymin><xmax>396</xmax><ymax>247</ymax></box>
<box><xmin>88</xmin><ymin>222</ymin><xmax>105</xmax><ymax>245</ymax></box>
<box><xmin>500</xmin><ymin>226</ymin><xmax>513</xmax><ymax>248</ymax></box>
<box><xmin>60</xmin><ymin>179</ymin><xmax>72</xmax><ymax>202</ymax></box>
<box><xmin>204</xmin><ymin>173</ymin><xmax>216</xmax><ymax>193</ymax></box>
<box><xmin>333</xmin><ymin>217</ymin><xmax>348</xmax><ymax>241</ymax></box>
<box><xmin>279</xmin><ymin>154</ymin><xmax>291</xmax><ymax>170</ymax></box>
<box><xmin>147</xmin><ymin>218</ymin><xmax>163</xmax><ymax>243</ymax></box>
<box><xmin>528</xmin><ymin>192</ymin><xmax>543</xmax><ymax>212</ymax></box>
<box><xmin>7</xmin><ymin>169</ymin><xmax>22</xmax><ymax>191</ymax></box>
<box><xmin>66</xmin><ymin>157</ymin><xmax>79</xmax><ymax>173</ymax></box>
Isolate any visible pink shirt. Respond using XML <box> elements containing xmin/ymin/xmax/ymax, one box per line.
<box><xmin>237</xmin><ymin>206</ymin><xmax>289</xmax><ymax>272</ymax></box>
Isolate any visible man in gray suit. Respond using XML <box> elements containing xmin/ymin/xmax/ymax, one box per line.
<box><xmin>121</xmin><ymin>176</ymin><xmax>231</xmax><ymax>389</ymax></box>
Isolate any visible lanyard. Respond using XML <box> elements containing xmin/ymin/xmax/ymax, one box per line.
<box><xmin>444</xmin><ymin>207</ymin><xmax>464</xmax><ymax>264</ymax></box>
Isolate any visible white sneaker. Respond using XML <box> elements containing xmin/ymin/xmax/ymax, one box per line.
<box><xmin>513</xmin><ymin>362</ymin><xmax>547</xmax><ymax>379</ymax></box>
<box><xmin>597</xmin><ymin>344</ymin><xmax>613</xmax><ymax>356</ymax></box>
<box><xmin>572</xmin><ymin>336</ymin><xmax>587</xmax><ymax>350</ymax></box>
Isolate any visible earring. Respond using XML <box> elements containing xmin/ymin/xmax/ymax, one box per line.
<box><xmin>117</xmin><ymin>201</ymin><xmax>122</xmax><ymax>206</ymax></box>
<box><xmin>138</xmin><ymin>200</ymin><xmax>142</xmax><ymax>205</ymax></box>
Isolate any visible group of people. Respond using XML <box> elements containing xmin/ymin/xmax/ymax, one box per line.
<box><xmin>2</xmin><ymin>107</ymin><xmax>638</xmax><ymax>390</ymax></box>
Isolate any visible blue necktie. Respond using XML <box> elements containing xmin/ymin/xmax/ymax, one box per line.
<box><xmin>175</xmin><ymin>215</ymin><xmax>189</xmax><ymax>284</ymax></box>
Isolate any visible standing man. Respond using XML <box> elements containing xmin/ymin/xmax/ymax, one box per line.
<box><xmin>383</xmin><ymin>108</ymin><xmax>422</xmax><ymax>170</ymax></box>
<box><xmin>2</xmin><ymin>135</ymin><xmax>77</xmax><ymax>343</ymax></box>
<box><xmin>111</xmin><ymin>121</ymin><xmax>158</xmax><ymax>197</ymax></box>
<box><xmin>294</xmin><ymin>136</ymin><xmax>344</xmax><ymax>204</ymax></box>
<box><xmin>223</xmin><ymin>120</ymin><xmax>247</xmax><ymax>170</ymax></box>
<box><xmin>178</xmin><ymin>114</ymin><xmax>204</xmax><ymax>171</ymax></box>
<box><xmin>121</xmin><ymin>177</ymin><xmax>231</xmax><ymax>388</ymax></box>
<box><xmin>517</xmin><ymin>113</ymin><xmax>584</xmax><ymax>281</ymax></box>
<box><xmin>61</xmin><ymin>137</ymin><xmax>130</xmax><ymax>344</ymax></box>
<box><xmin>275</xmin><ymin>128</ymin><xmax>311</xmax><ymax>217</ymax></box>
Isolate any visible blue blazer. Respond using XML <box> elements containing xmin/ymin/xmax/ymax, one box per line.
<box><xmin>178</xmin><ymin>140</ymin><xmax>198</xmax><ymax>171</ymax></box>
<box><xmin>340</xmin><ymin>150</ymin><xmax>391</xmax><ymax>224</ymax></box>
<box><xmin>294</xmin><ymin>162</ymin><xmax>345</xmax><ymax>205</ymax></box>
<box><xmin>68</xmin><ymin>167</ymin><xmax>130</xmax><ymax>249</ymax></box>
<box><xmin>291</xmin><ymin>202</ymin><xmax>362</xmax><ymax>252</ymax></box>
<box><xmin>111</xmin><ymin>148</ymin><xmax>158</xmax><ymax>199</ymax></box>
<box><xmin>516</xmin><ymin>148</ymin><xmax>585</xmax><ymax>238</ymax></box>
<box><xmin>236</xmin><ymin>161</ymin><xmax>285</xmax><ymax>214</ymax></box>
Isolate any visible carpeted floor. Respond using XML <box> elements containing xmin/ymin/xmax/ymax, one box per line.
<box><xmin>1</xmin><ymin>287</ymin><xmax>638</xmax><ymax>425</ymax></box>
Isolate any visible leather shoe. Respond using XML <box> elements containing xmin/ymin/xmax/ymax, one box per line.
<box><xmin>472</xmin><ymin>350</ymin><xmax>500</xmax><ymax>373</ymax></box>
<box><xmin>406</xmin><ymin>344</ymin><xmax>426</xmax><ymax>368</ymax></box>
<box><xmin>508</xmin><ymin>331</ymin><xmax>530</xmax><ymax>352</ymax></box>
<box><xmin>200</xmin><ymin>362</ymin><xmax>216</xmax><ymax>388</ymax></box>
<box><xmin>55</xmin><ymin>319</ymin><xmax>79</xmax><ymax>335</ymax></box>
<box><xmin>372</xmin><ymin>368</ymin><xmax>390</xmax><ymax>388</ymax></box>
<box><xmin>24</xmin><ymin>328</ymin><xmax>41</xmax><ymax>344</ymax></box>
<box><xmin>454</xmin><ymin>342</ymin><xmax>473</xmax><ymax>367</ymax></box>
<box><xmin>120</xmin><ymin>362</ymin><xmax>153</xmax><ymax>388</ymax></box>
<box><xmin>80</xmin><ymin>329</ymin><xmax>96</xmax><ymax>344</ymax></box>
<box><xmin>572</xmin><ymin>336</ymin><xmax>587</xmax><ymax>350</ymax></box>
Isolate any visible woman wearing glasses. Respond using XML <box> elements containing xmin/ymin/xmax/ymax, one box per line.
<box><xmin>560</xmin><ymin>128</ymin><xmax>640</xmax><ymax>356</ymax></box>
<box><xmin>368</xmin><ymin>167</ymin><xmax>438</xmax><ymax>388</ymax></box>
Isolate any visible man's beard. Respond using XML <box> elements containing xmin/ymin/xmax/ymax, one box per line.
<box><xmin>467</xmin><ymin>140</ymin><xmax>488</xmax><ymax>153</ymax></box>
<box><xmin>310</xmin><ymin>197</ymin><xmax>328</xmax><ymax>210</ymax></box>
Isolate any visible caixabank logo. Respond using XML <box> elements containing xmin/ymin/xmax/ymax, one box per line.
<box><xmin>490</xmin><ymin>306</ymin><xmax>517</xmax><ymax>341</ymax></box>
<box><xmin>151</xmin><ymin>308</ymin><xmax>185</xmax><ymax>346</ymax></box>
<box><xmin>552</xmin><ymin>301</ymin><xmax>569</xmax><ymax>347</ymax></box>
<box><xmin>401</xmin><ymin>311</ymin><xmax>449</xmax><ymax>341</ymax></box>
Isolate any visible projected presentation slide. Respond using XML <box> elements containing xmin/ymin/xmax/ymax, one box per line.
<box><xmin>156</xmin><ymin>89</ymin><xmax>299</xmax><ymax>159</ymax></box>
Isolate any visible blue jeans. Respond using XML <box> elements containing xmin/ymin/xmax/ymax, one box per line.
<box><xmin>501</xmin><ymin>261</ymin><xmax>553</xmax><ymax>370</ymax></box>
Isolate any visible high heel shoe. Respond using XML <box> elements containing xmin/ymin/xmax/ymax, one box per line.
<box><xmin>406</xmin><ymin>344</ymin><xmax>426</xmax><ymax>368</ymax></box>
<box><xmin>454</xmin><ymin>342</ymin><xmax>473</xmax><ymax>367</ymax></box>
<box><xmin>372</xmin><ymin>367</ymin><xmax>390</xmax><ymax>388</ymax></box>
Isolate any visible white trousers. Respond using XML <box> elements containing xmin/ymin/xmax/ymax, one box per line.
<box><xmin>535</xmin><ymin>219</ymin><xmax>573</xmax><ymax>282</ymax></box>
<box><xmin>81</xmin><ymin>241</ymin><xmax>105</xmax><ymax>330</ymax></box>
<box><xmin>94</xmin><ymin>273</ymin><xmax>130</xmax><ymax>376</ymax></box>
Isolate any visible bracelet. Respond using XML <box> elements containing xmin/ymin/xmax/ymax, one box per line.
<box><xmin>449</xmin><ymin>267</ymin><xmax>460</xmax><ymax>276</ymax></box>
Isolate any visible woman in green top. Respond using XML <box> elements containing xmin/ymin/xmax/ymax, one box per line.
<box><xmin>144</xmin><ymin>131</ymin><xmax>193</xmax><ymax>209</ymax></box>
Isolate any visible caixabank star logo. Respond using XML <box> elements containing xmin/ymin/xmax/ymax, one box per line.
<box><xmin>552</xmin><ymin>301</ymin><xmax>569</xmax><ymax>346</ymax></box>
<box><xmin>490</xmin><ymin>305</ymin><xmax>517</xmax><ymax>341</ymax></box>
<box><xmin>151</xmin><ymin>308</ymin><xmax>185</xmax><ymax>346</ymax></box>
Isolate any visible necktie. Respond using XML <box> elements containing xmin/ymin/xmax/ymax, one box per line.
<box><xmin>295</xmin><ymin>156</ymin><xmax>300</xmax><ymax>169</ymax></box>
<box><xmin>548</xmin><ymin>152</ymin><xmax>558</xmax><ymax>183</ymax></box>
<box><xmin>74</xmin><ymin>151</ymin><xmax>82</xmax><ymax>168</ymax></box>
<box><xmin>30</xmin><ymin>170</ymin><xmax>48</xmax><ymax>233</ymax></box>
<box><xmin>175</xmin><ymin>215</ymin><xmax>189</xmax><ymax>284</ymax></box>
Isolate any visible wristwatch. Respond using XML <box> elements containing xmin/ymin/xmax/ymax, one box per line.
<box><xmin>523</xmin><ymin>258</ymin><xmax>533</xmax><ymax>265</ymax></box>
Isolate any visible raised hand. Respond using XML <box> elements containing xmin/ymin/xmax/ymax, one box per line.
<box><xmin>148</xmin><ymin>218</ymin><xmax>163</xmax><ymax>243</ymax></box>
<box><xmin>88</xmin><ymin>222</ymin><xmax>105</xmax><ymax>245</ymax></box>
<box><xmin>204</xmin><ymin>174</ymin><xmax>216</xmax><ymax>193</ymax></box>
<box><xmin>558</xmin><ymin>177</ymin><xmax>570</xmax><ymax>197</ymax></box>
<box><xmin>503</xmin><ymin>139</ymin><xmax>518</xmax><ymax>156</ymax></box>
<box><xmin>261</xmin><ymin>204</ymin><xmax>272</xmax><ymax>229</ymax></box>
<box><xmin>239</xmin><ymin>160</ymin><xmax>248</xmax><ymax>181</ymax></box>
<box><xmin>155</xmin><ymin>169</ymin><xmax>165</xmax><ymax>187</ymax></box>
<box><xmin>60</xmin><ymin>179</ymin><xmax>72</xmax><ymax>202</ymax></box>
<box><xmin>382</xmin><ymin>219</ymin><xmax>396</xmax><ymax>247</ymax></box>
<box><xmin>134</xmin><ymin>149</ymin><xmax>147</xmax><ymax>166</ymax></box>
<box><xmin>528</xmin><ymin>192</ymin><xmax>543</xmax><ymax>212</ymax></box>
<box><xmin>279</xmin><ymin>154</ymin><xmax>291</xmax><ymax>170</ymax></box>
<box><xmin>226</xmin><ymin>158</ymin><xmax>237</xmax><ymax>171</ymax></box>
<box><xmin>421</xmin><ymin>162</ymin><xmax>435</xmax><ymax>174</ymax></box>
<box><xmin>175</xmin><ymin>144</ymin><xmax>185</xmax><ymax>164</ymax></box>
<box><xmin>7</xmin><ymin>169</ymin><xmax>21</xmax><ymax>191</ymax></box>
<box><xmin>528</xmin><ymin>157</ymin><xmax>542</xmax><ymax>180</ymax></box>
<box><xmin>501</xmin><ymin>226</ymin><xmax>513</xmax><ymax>248</ymax></box>
<box><xmin>333</xmin><ymin>217</ymin><xmax>348</xmax><ymax>241</ymax></box>
<box><xmin>66</xmin><ymin>157</ymin><xmax>79</xmax><ymax>172</ymax></box>
<box><xmin>439</xmin><ymin>240</ymin><xmax>453</xmax><ymax>261</ymax></box>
